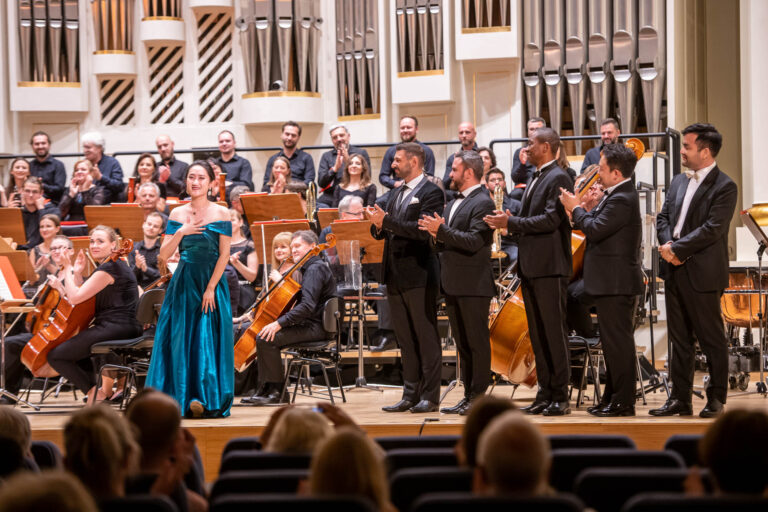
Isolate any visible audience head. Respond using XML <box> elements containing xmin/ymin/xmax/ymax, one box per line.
<box><xmin>0</xmin><ymin>407</ymin><xmax>32</xmax><ymax>458</ymax></box>
<box><xmin>485</xmin><ymin>168</ymin><xmax>507</xmax><ymax>194</ymax></box>
<box><xmin>681</xmin><ymin>122</ymin><xmax>722</xmax><ymax>169</ymax></box>
<box><xmin>8</xmin><ymin>158</ymin><xmax>31</xmax><ymax>190</ymax></box>
<box><xmin>342</xmin><ymin>154</ymin><xmax>371</xmax><ymax>187</ymax></box>
<box><xmin>72</xmin><ymin>159</ymin><xmax>96</xmax><ymax>190</ymax></box>
<box><xmin>30</xmin><ymin>131</ymin><xmax>52</xmax><ymax>160</ymax></box>
<box><xmin>21</xmin><ymin>177</ymin><xmax>44</xmax><ymax>209</ymax></box>
<box><xmin>338</xmin><ymin>195</ymin><xmax>365</xmax><ymax>220</ymax></box>
<box><xmin>458</xmin><ymin>122</ymin><xmax>477</xmax><ymax>149</ymax></box>
<box><xmin>281</xmin><ymin>121</ymin><xmax>302</xmax><ymax>149</ymax></box>
<box><xmin>528</xmin><ymin>128</ymin><xmax>560</xmax><ymax>166</ymax></box>
<box><xmin>399</xmin><ymin>115</ymin><xmax>419</xmax><ymax>143</ymax></box>
<box><xmin>185</xmin><ymin>160</ymin><xmax>215</xmax><ymax>198</ymax></box>
<box><xmin>218</xmin><ymin>130</ymin><xmax>236</xmax><ymax>157</ymax></box>
<box><xmin>39</xmin><ymin>213</ymin><xmax>61</xmax><ymax>242</ymax></box>
<box><xmin>599</xmin><ymin>118</ymin><xmax>621</xmax><ymax>146</ymax></box>
<box><xmin>393</xmin><ymin>142</ymin><xmax>425</xmax><ymax>180</ymax></box>
<box><xmin>89</xmin><ymin>225</ymin><xmax>118</xmax><ymax>261</ymax></box>
<box><xmin>64</xmin><ymin>405</ymin><xmax>139</xmax><ymax>498</ymax></box>
<box><xmin>81</xmin><ymin>132</ymin><xmax>105</xmax><ymax>162</ymax></box>
<box><xmin>0</xmin><ymin>470</ymin><xmax>99</xmax><ymax>512</ymax></box>
<box><xmin>271</xmin><ymin>231</ymin><xmax>293</xmax><ymax>269</ymax></box>
<box><xmin>229</xmin><ymin>185</ymin><xmax>250</xmax><ymax>213</ymax></box>
<box><xmin>527</xmin><ymin>117</ymin><xmax>547</xmax><ymax>138</ymax></box>
<box><xmin>0</xmin><ymin>437</ymin><xmax>25</xmax><ymax>479</ymax></box>
<box><xmin>155</xmin><ymin>134</ymin><xmax>175</xmax><ymax>161</ymax></box>
<box><xmin>309</xmin><ymin>428</ymin><xmax>391</xmax><ymax>511</ymax></box>
<box><xmin>474</xmin><ymin>411</ymin><xmax>551</xmax><ymax>496</ymax></box>
<box><xmin>286</xmin><ymin>181</ymin><xmax>308</xmax><ymax>202</ymax></box>
<box><xmin>142</xmin><ymin>211</ymin><xmax>165</xmax><ymax>239</ymax></box>
<box><xmin>125</xmin><ymin>389</ymin><xmax>184</xmax><ymax>469</ymax></box>
<box><xmin>290</xmin><ymin>230</ymin><xmax>319</xmax><ymax>262</ymax></box>
<box><xmin>451</xmin><ymin>150</ymin><xmax>484</xmax><ymax>190</ymax></box>
<box><xmin>229</xmin><ymin>208</ymin><xmax>244</xmax><ymax>234</ymax></box>
<box><xmin>699</xmin><ymin>408</ymin><xmax>768</xmax><ymax>494</ymax></box>
<box><xmin>264</xmin><ymin>407</ymin><xmax>332</xmax><ymax>454</ymax></box>
<box><xmin>599</xmin><ymin>143</ymin><xmax>637</xmax><ymax>185</ymax></box>
<box><xmin>137</xmin><ymin>182</ymin><xmax>161</xmax><ymax>212</ymax></box>
<box><xmin>457</xmin><ymin>396</ymin><xmax>516</xmax><ymax>467</ymax></box>
<box><xmin>329</xmin><ymin>124</ymin><xmax>350</xmax><ymax>149</ymax></box>
<box><xmin>133</xmin><ymin>153</ymin><xmax>158</xmax><ymax>182</ymax></box>
<box><xmin>269</xmin><ymin>156</ymin><xmax>292</xmax><ymax>186</ymax></box>
<box><xmin>477</xmin><ymin>146</ymin><xmax>496</xmax><ymax>174</ymax></box>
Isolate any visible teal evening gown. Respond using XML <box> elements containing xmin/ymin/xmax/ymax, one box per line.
<box><xmin>146</xmin><ymin>220</ymin><xmax>234</xmax><ymax>417</ymax></box>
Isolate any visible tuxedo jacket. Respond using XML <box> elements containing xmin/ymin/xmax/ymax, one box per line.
<box><xmin>572</xmin><ymin>180</ymin><xmax>643</xmax><ymax>296</ymax></box>
<box><xmin>507</xmin><ymin>162</ymin><xmax>573</xmax><ymax>279</ymax></box>
<box><xmin>435</xmin><ymin>187</ymin><xmax>496</xmax><ymax>297</ymax></box>
<box><xmin>371</xmin><ymin>177</ymin><xmax>444</xmax><ymax>291</ymax></box>
<box><xmin>656</xmin><ymin>166</ymin><xmax>737</xmax><ymax>292</ymax></box>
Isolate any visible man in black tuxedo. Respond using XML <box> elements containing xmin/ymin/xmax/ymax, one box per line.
<box><xmin>419</xmin><ymin>150</ymin><xmax>495</xmax><ymax>415</ymax></box>
<box><xmin>651</xmin><ymin>123</ymin><xmax>737</xmax><ymax>418</ymax></box>
<box><xmin>368</xmin><ymin>142</ymin><xmax>445</xmax><ymax>413</ymax></box>
<box><xmin>484</xmin><ymin>128</ymin><xmax>574</xmax><ymax>416</ymax></box>
<box><xmin>560</xmin><ymin>144</ymin><xmax>644</xmax><ymax>417</ymax></box>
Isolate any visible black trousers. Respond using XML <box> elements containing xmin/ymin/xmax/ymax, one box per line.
<box><xmin>445</xmin><ymin>295</ymin><xmax>492</xmax><ymax>399</ymax></box>
<box><xmin>387</xmin><ymin>286</ymin><xmax>442</xmax><ymax>403</ymax></box>
<box><xmin>665</xmin><ymin>268</ymin><xmax>729</xmax><ymax>403</ymax></box>
<box><xmin>2</xmin><ymin>333</ymin><xmax>33</xmax><ymax>394</ymax></box>
<box><xmin>48</xmin><ymin>320</ymin><xmax>142</xmax><ymax>393</ymax></box>
<box><xmin>567</xmin><ymin>279</ymin><xmax>598</xmax><ymax>338</ymax></box>
<box><xmin>520</xmin><ymin>275</ymin><xmax>570</xmax><ymax>402</ymax></box>
<box><xmin>255</xmin><ymin>322</ymin><xmax>327</xmax><ymax>385</ymax></box>
<box><xmin>594</xmin><ymin>294</ymin><xmax>637</xmax><ymax>405</ymax></box>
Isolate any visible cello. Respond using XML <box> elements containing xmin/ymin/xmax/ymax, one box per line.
<box><xmin>21</xmin><ymin>238</ymin><xmax>134</xmax><ymax>377</ymax></box>
<box><xmin>488</xmin><ymin>138</ymin><xmax>645</xmax><ymax>387</ymax></box>
<box><xmin>233</xmin><ymin>233</ymin><xmax>336</xmax><ymax>372</ymax></box>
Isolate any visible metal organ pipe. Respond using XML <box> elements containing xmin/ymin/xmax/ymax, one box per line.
<box><xmin>543</xmin><ymin>0</ymin><xmax>566</xmax><ymax>134</ymax></box>
<box><xmin>565</xmin><ymin>0</ymin><xmax>588</xmax><ymax>154</ymax></box>
<box><xmin>522</xmin><ymin>0</ymin><xmax>544</xmax><ymax>119</ymax></box>
<box><xmin>611</xmin><ymin>0</ymin><xmax>639</xmax><ymax>133</ymax></box>
<box><xmin>638</xmin><ymin>0</ymin><xmax>666</xmax><ymax>150</ymax></box>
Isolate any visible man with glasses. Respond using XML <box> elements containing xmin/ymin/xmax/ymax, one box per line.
<box><xmin>18</xmin><ymin>177</ymin><xmax>60</xmax><ymax>250</ymax></box>
<box><xmin>484</xmin><ymin>168</ymin><xmax>521</xmax><ymax>265</ymax></box>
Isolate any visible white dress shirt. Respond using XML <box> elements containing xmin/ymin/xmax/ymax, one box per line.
<box><xmin>398</xmin><ymin>173</ymin><xmax>426</xmax><ymax>207</ymax></box>
<box><xmin>673</xmin><ymin>161</ymin><xmax>716</xmax><ymax>238</ymax></box>
<box><xmin>447</xmin><ymin>183</ymin><xmax>482</xmax><ymax>225</ymax></box>
<box><xmin>524</xmin><ymin>159</ymin><xmax>556</xmax><ymax>202</ymax></box>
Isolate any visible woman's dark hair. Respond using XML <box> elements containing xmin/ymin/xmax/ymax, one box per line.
<box><xmin>477</xmin><ymin>146</ymin><xmax>497</xmax><ymax>170</ymax></box>
<box><xmin>341</xmin><ymin>154</ymin><xmax>372</xmax><ymax>188</ymax></box>
<box><xmin>185</xmin><ymin>159</ymin><xmax>215</xmax><ymax>182</ymax></box>
<box><xmin>7</xmin><ymin>157</ymin><xmax>31</xmax><ymax>192</ymax></box>
<box><xmin>132</xmin><ymin>153</ymin><xmax>158</xmax><ymax>182</ymax></box>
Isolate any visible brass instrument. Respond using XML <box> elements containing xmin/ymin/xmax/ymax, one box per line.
<box><xmin>307</xmin><ymin>181</ymin><xmax>318</xmax><ymax>224</ymax></box>
<box><xmin>491</xmin><ymin>185</ymin><xmax>506</xmax><ymax>259</ymax></box>
<box><xmin>625</xmin><ymin>137</ymin><xmax>645</xmax><ymax>161</ymax></box>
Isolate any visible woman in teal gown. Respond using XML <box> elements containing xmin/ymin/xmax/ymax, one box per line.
<box><xmin>146</xmin><ymin>160</ymin><xmax>234</xmax><ymax>418</ymax></box>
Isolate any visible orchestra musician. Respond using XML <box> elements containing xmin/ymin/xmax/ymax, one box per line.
<box><xmin>652</xmin><ymin>123</ymin><xmax>738</xmax><ymax>418</ymax></box>
<box><xmin>484</xmin><ymin>127</ymin><xmax>574</xmax><ymax>416</ymax></box>
<box><xmin>419</xmin><ymin>150</ymin><xmax>495</xmax><ymax>416</ymax></box>
<box><xmin>559</xmin><ymin>144</ymin><xmax>643</xmax><ymax>417</ymax></box>
<box><xmin>368</xmin><ymin>142</ymin><xmax>444</xmax><ymax>414</ymax></box>
<box><xmin>485</xmin><ymin>169</ymin><xmax>521</xmax><ymax>265</ymax></box>
<box><xmin>46</xmin><ymin>225</ymin><xmax>143</xmax><ymax>404</ymax></box>
<box><xmin>24</xmin><ymin>214</ymin><xmax>62</xmax><ymax>298</ymax></box>
<box><xmin>127</xmin><ymin>212</ymin><xmax>165</xmax><ymax>290</ymax></box>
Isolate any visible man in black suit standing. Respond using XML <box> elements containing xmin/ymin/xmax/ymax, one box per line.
<box><xmin>560</xmin><ymin>144</ymin><xmax>644</xmax><ymax>416</ymax></box>
<box><xmin>419</xmin><ymin>150</ymin><xmax>495</xmax><ymax>415</ymax></box>
<box><xmin>368</xmin><ymin>142</ymin><xmax>444</xmax><ymax>413</ymax></box>
<box><xmin>484</xmin><ymin>128</ymin><xmax>574</xmax><ymax>416</ymax></box>
<box><xmin>651</xmin><ymin>123</ymin><xmax>737</xmax><ymax>418</ymax></box>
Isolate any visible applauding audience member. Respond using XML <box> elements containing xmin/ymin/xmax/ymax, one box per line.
<box><xmin>127</xmin><ymin>153</ymin><xmax>167</xmax><ymax>202</ymax></box>
<box><xmin>333</xmin><ymin>153</ymin><xmax>377</xmax><ymax>207</ymax></box>
<box><xmin>263</xmin><ymin>121</ymin><xmax>315</xmax><ymax>190</ymax></box>
<box><xmin>128</xmin><ymin>212</ymin><xmax>166</xmax><ymax>289</ymax></box>
<box><xmin>81</xmin><ymin>132</ymin><xmax>124</xmax><ymax>201</ymax></box>
<box><xmin>2</xmin><ymin>158</ymin><xmax>32</xmax><ymax>208</ymax></box>
<box><xmin>29</xmin><ymin>131</ymin><xmax>66</xmax><ymax>204</ymax></box>
<box><xmin>266</xmin><ymin>156</ymin><xmax>296</xmax><ymax>195</ymax></box>
<box><xmin>24</xmin><ymin>213</ymin><xmax>62</xmax><ymax>296</ymax></box>
<box><xmin>317</xmin><ymin>124</ymin><xmax>371</xmax><ymax>206</ymax></box>
<box><xmin>59</xmin><ymin>159</ymin><xmax>108</xmax><ymax>223</ymax></box>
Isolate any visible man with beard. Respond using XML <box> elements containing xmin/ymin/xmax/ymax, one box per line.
<box><xmin>379</xmin><ymin>116</ymin><xmax>436</xmax><ymax>190</ymax></box>
<box><xmin>317</xmin><ymin>124</ymin><xmax>371</xmax><ymax>207</ymax></box>
<box><xmin>442</xmin><ymin>122</ymin><xmax>479</xmax><ymax>189</ymax></box>
<box><xmin>28</xmin><ymin>131</ymin><xmax>66</xmax><ymax>204</ymax></box>
<box><xmin>580</xmin><ymin>118</ymin><xmax>621</xmax><ymax>173</ymax></box>
<box><xmin>262</xmin><ymin>121</ymin><xmax>316</xmax><ymax>190</ymax></box>
<box><xmin>368</xmin><ymin>142</ymin><xmax>443</xmax><ymax>413</ymax></box>
<box><xmin>156</xmin><ymin>134</ymin><xmax>189</xmax><ymax>198</ymax></box>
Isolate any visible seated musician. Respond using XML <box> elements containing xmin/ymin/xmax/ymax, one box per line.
<box><xmin>242</xmin><ymin>230</ymin><xmax>336</xmax><ymax>406</ymax></box>
<box><xmin>128</xmin><ymin>212</ymin><xmax>165</xmax><ymax>290</ymax></box>
<box><xmin>485</xmin><ymin>168</ymin><xmax>521</xmax><ymax>265</ymax></box>
<box><xmin>1</xmin><ymin>158</ymin><xmax>31</xmax><ymax>207</ymax></box>
<box><xmin>18</xmin><ymin>177</ymin><xmax>61</xmax><ymax>251</ymax></box>
<box><xmin>136</xmin><ymin>182</ymin><xmax>169</xmax><ymax>223</ymax></box>
<box><xmin>59</xmin><ymin>159</ymin><xmax>108</xmax><ymax>224</ymax></box>
<box><xmin>228</xmin><ymin>209</ymin><xmax>258</xmax><ymax>315</ymax></box>
<box><xmin>125</xmin><ymin>153</ymin><xmax>167</xmax><ymax>203</ymax></box>
<box><xmin>45</xmin><ymin>225</ymin><xmax>143</xmax><ymax>404</ymax></box>
<box><xmin>0</xmin><ymin>235</ymin><xmax>74</xmax><ymax>405</ymax></box>
<box><xmin>319</xmin><ymin>195</ymin><xmax>365</xmax><ymax>265</ymax></box>
<box><xmin>23</xmin><ymin>214</ymin><xmax>62</xmax><ymax>298</ymax></box>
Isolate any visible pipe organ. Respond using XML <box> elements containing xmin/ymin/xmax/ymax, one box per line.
<box><xmin>395</xmin><ymin>0</ymin><xmax>443</xmax><ymax>74</ymax></box>
<box><xmin>461</xmin><ymin>0</ymin><xmax>510</xmax><ymax>28</ymax></box>
<box><xmin>91</xmin><ymin>0</ymin><xmax>135</xmax><ymax>52</ymax></box>
<box><xmin>336</xmin><ymin>0</ymin><xmax>379</xmax><ymax>117</ymax></box>
<box><xmin>17</xmin><ymin>0</ymin><xmax>80</xmax><ymax>82</ymax></box>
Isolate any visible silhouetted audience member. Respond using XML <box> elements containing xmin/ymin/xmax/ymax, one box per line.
<box><xmin>456</xmin><ymin>395</ymin><xmax>516</xmax><ymax>468</ymax></box>
<box><xmin>263</xmin><ymin>407</ymin><xmax>332</xmax><ymax>454</ymax></box>
<box><xmin>0</xmin><ymin>471</ymin><xmax>98</xmax><ymax>512</ymax></box>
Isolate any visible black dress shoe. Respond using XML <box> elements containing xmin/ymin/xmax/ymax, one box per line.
<box><xmin>246</xmin><ymin>390</ymin><xmax>285</xmax><ymax>406</ymax></box>
<box><xmin>440</xmin><ymin>397</ymin><xmax>469</xmax><ymax>414</ymax></box>
<box><xmin>649</xmin><ymin>399</ymin><xmax>693</xmax><ymax>417</ymax></box>
<box><xmin>382</xmin><ymin>399</ymin><xmax>416</xmax><ymax>413</ymax></box>
<box><xmin>370</xmin><ymin>335</ymin><xmax>398</xmax><ymax>352</ymax></box>
<box><xmin>699</xmin><ymin>399</ymin><xmax>725</xmax><ymax>418</ymax></box>
<box><xmin>594</xmin><ymin>402</ymin><xmax>635</xmax><ymax>417</ymax></box>
<box><xmin>521</xmin><ymin>400</ymin><xmax>550</xmax><ymax>415</ymax></box>
<box><xmin>542</xmin><ymin>401</ymin><xmax>571</xmax><ymax>416</ymax></box>
<box><xmin>0</xmin><ymin>396</ymin><xmax>17</xmax><ymax>406</ymax></box>
<box><xmin>457</xmin><ymin>400</ymin><xmax>473</xmax><ymax>416</ymax></box>
<box><xmin>410</xmin><ymin>400</ymin><xmax>439</xmax><ymax>413</ymax></box>
<box><xmin>587</xmin><ymin>402</ymin><xmax>611</xmax><ymax>415</ymax></box>
<box><xmin>241</xmin><ymin>384</ymin><xmax>271</xmax><ymax>404</ymax></box>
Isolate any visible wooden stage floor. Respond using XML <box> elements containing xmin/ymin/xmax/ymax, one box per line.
<box><xmin>18</xmin><ymin>374</ymin><xmax>768</xmax><ymax>481</ymax></box>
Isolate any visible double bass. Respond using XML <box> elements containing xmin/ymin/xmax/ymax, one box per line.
<box><xmin>233</xmin><ymin>233</ymin><xmax>336</xmax><ymax>372</ymax></box>
<box><xmin>21</xmin><ymin>238</ymin><xmax>134</xmax><ymax>377</ymax></box>
<box><xmin>488</xmin><ymin>138</ymin><xmax>645</xmax><ymax>387</ymax></box>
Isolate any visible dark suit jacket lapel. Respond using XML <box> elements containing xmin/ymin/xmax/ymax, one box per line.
<box><xmin>686</xmin><ymin>166</ymin><xmax>719</xmax><ymax>222</ymax></box>
<box><xmin>448</xmin><ymin>187</ymin><xmax>482</xmax><ymax>226</ymax></box>
<box><xmin>395</xmin><ymin>174</ymin><xmax>429</xmax><ymax>216</ymax></box>
<box><xmin>671</xmin><ymin>175</ymin><xmax>689</xmax><ymax>227</ymax></box>
<box><xmin>521</xmin><ymin>162</ymin><xmax>555</xmax><ymax>214</ymax></box>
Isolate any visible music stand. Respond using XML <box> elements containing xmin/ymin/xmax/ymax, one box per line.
<box><xmin>85</xmin><ymin>204</ymin><xmax>145</xmax><ymax>242</ymax></box>
<box><xmin>0</xmin><ymin>208</ymin><xmax>27</xmax><ymax>246</ymax></box>
<box><xmin>0</xmin><ymin>256</ymin><xmax>39</xmax><ymax>410</ymax></box>
<box><xmin>240</xmin><ymin>193</ymin><xmax>304</xmax><ymax>222</ymax></box>
<box><xmin>331</xmin><ymin>220</ymin><xmax>387</xmax><ymax>392</ymax></box>
<box><xmin>317</xmin><ymin>208</ymin><xmax>340</xmax><ymax>229</ymax></box>
<box><xmin>250</xmin><ymin>220</ymin><xmax>310</xmax><ymax>289</ymax></box>
<box><xmin>741</xmin><ymin>208</ymin><xmax>768</xmax><ymax>394</ymax></box>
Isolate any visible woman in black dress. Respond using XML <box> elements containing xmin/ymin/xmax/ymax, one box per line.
<box><xmin>332</xmin><ymin>153</ymin><xmax>376</xmax><ymax>207</ymax></box>
<box><xmin>46</xmin><ymin>225</ymin><xmax>142</xmax><ymax>404</ymax></box>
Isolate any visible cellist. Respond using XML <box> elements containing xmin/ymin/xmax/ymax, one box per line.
<box><xmin>241</xmin><ymin>230</ymin><xmax>336</xmax><ymax>406</ymax></box>
<box><xmin>46</xmin><ymin>225</ymin><xmax>142</xmax><ymax>404</ymax></box>
<box><xmin>0</xmin><ymin>235</ymin><xmax>74</xmax><ymax>405</ymax></box>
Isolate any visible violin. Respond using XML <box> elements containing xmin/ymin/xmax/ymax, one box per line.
<box><xmin>21</xmin><ymin>238</ymin><xmax>134</xmax><ymax>377</ymax></box>
<box><xmin>233</xmin><ymin>234</ymin><xmax>336</xmax><ymax>372</ymax></box>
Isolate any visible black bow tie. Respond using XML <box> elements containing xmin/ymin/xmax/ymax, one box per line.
<box><xmin>532</xmin><ymin>170</ymin><xmax>542</xmax><ymax>179</ymax></box>
<box><xmin>455</xmin><ymin>192</ymin><xmax>465</xmax><ymax>199</ymax></box>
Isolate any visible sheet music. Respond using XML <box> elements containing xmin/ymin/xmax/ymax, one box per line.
<box><xmin>0</xmin><ymin>277</ymin><xmax>15</xmax><ymax>301</ymax></box>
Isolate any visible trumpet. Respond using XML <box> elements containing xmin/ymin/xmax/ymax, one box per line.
<box><xmin>491</xmin><ymin>185</ymin><xmax>506</xmax><ymax>259</ymax></box>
